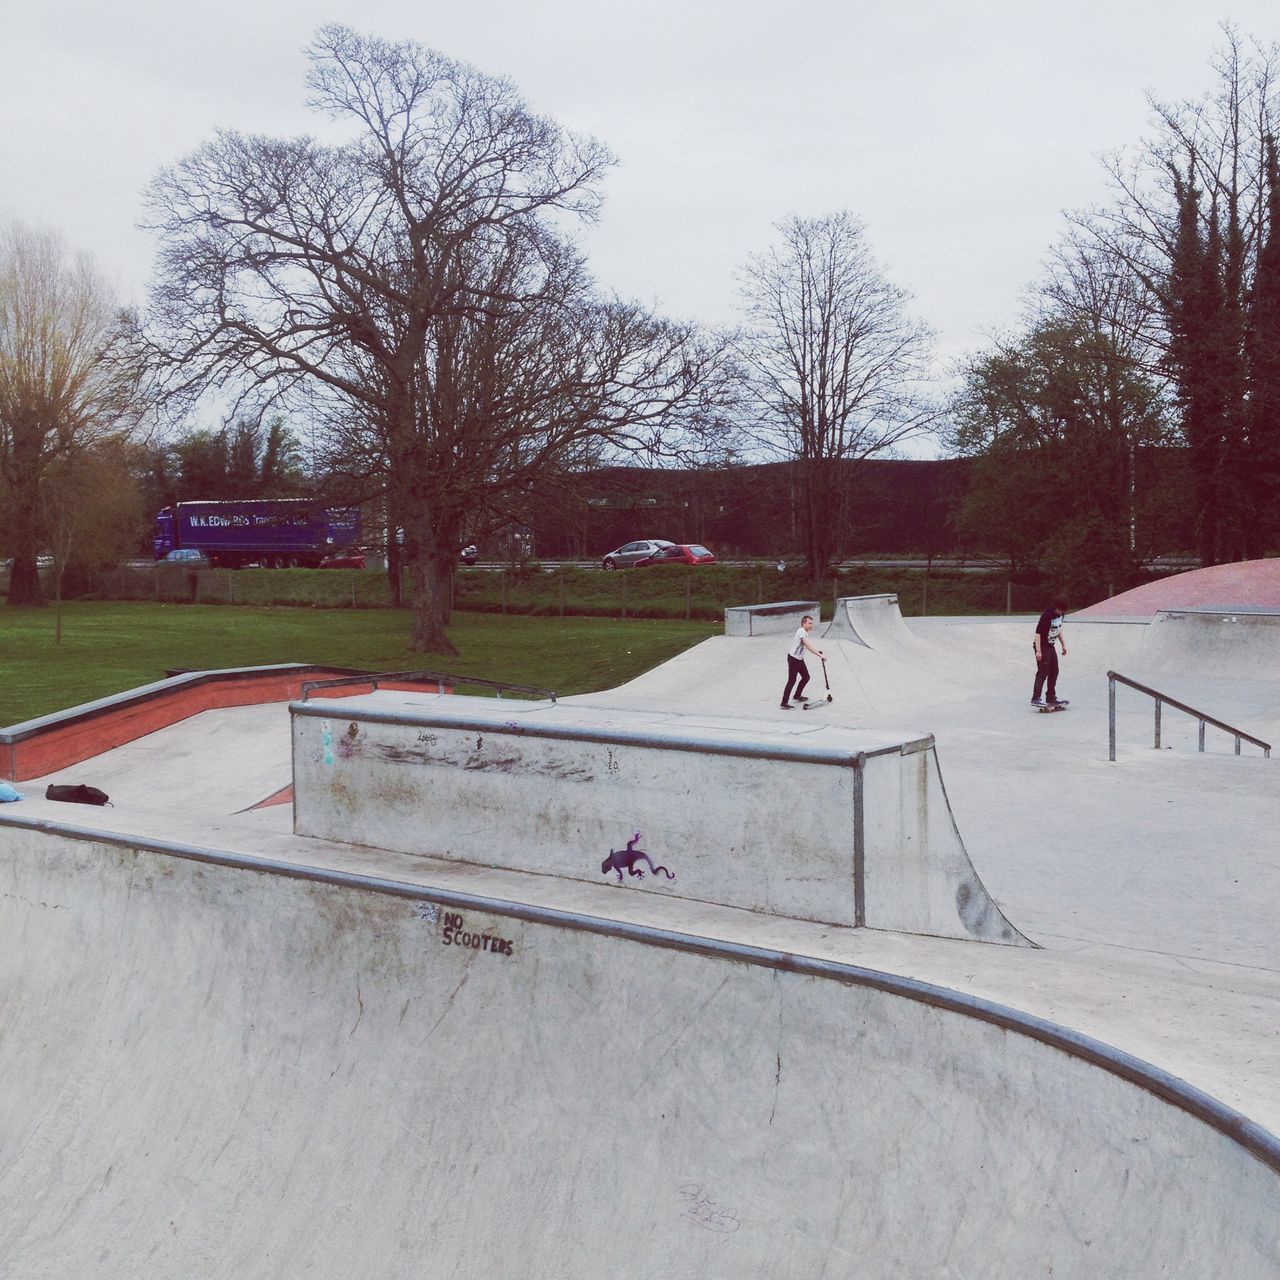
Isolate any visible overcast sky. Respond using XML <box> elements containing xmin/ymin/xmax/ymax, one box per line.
<box><xmin>3</xmin><ymin>1</ymin><xmax>1278</xmax><ymax>401</ymax></box>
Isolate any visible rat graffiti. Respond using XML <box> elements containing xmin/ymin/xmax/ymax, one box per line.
<box><xmin>601</xmin><ymin>832</ymin><xmax>675</xmax><ymax>884</ymax></box>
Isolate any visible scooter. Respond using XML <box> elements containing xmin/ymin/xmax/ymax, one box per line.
<box><xmin>803</xmin><ymin>658</ymin><xmax>833</xmax><ymax>709</ymax></box>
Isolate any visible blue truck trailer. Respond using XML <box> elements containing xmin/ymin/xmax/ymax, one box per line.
<box><xmin>153</xmin><ymin>500</ymin><xmax>361</xmax><ymax>569</ymax></box>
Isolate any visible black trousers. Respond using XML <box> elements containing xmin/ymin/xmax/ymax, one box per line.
<box><xmin>1033</xmin><ymin>646</ymin><xmax>1059</xmax><ymax>702</ymax></box>
<box><xmin>783</xmin><ymin>655</ymin><xmax>809</xmax><ymax>703</ymax></box>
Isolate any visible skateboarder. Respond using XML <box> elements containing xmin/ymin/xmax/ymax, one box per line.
<box><xmin>1032</xmin><ymin>595</ymin><xmax>1069</xmax><ymax>707</ymax></box>
<box><xmin>782</xmin><ymin>615</ymin><xmax>825</xmax><ymax>708</ymax></box>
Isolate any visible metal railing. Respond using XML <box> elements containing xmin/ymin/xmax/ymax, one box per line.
<box><xmin>301</xmin><ymin>669</ymin><xmax>557</xmax><ymax>702</ymax></box>
<box><xmin>1107</xmin><ymin>671</ymin><xmax>1270</xmax><ymax>762</ymax></box>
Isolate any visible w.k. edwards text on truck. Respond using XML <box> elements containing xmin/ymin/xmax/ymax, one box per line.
<box><xmin>153</xmin><ymin>501</ymin><xmax>361</xmax><ymax>569</ymax></box>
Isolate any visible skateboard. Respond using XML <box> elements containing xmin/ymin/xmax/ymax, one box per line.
<box><xmin>803</xmin><ymin>658</ymin><xmax>833</xmax><ymax>710</ymax></box>
<box><xmin>1035</xmin><ymin>700</ymin><xmax>1069</xmax><ymax>713</ymax></box>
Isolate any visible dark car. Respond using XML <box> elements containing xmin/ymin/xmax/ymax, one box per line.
<box><xmin>601</xmin><ymin>539</ymin><xmax>674</xmax><ymax>570</ymax></box>
<box><xmin>318</xmin><ymin>552</ymin><xmax>367</xmax><ymax>569</ymax></box>
<box><xmin>162</xmin><ymin>548</ymin><xmax>211</xmax><ymax>569</ymax></box>
<box><xmin>634</xmin><ymin>544</ymin><xmax>717</xmax><ymax>567</ymax></box>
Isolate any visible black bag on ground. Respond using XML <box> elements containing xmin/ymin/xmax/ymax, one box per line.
<box><xmin>45</xmin><ymin>783</ymin><xmax>111</xmax><ymax>806</ymax></box>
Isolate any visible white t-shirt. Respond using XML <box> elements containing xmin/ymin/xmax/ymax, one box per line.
<box><xmin>789</xmin><ymin>627</ymin><xmax>809</xmax><ymax>660</ymax></box>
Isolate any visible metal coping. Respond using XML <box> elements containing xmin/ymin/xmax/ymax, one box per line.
<box><xmin>3</xmin><ymin>808</ymin><xmax>1278</xmax><ymax>1178</ymax></box>
<box><xmin>301</xmin><ymin>670</ymin><xmax>557</xmax><ymax>702</ymax></box>
<box><xmin>1154</xmin><ymin>606</ymin><xmax>1280</xmax><ymax>618</ymax></box>
<box><xmin>290</xmin><ymin>697</ymin><xmax>931</xmax><ymax>765</ymax></box>
<box><xmin>724</xmin><ymin>599</ymin><xmax>820</xmax><ymax>617</ymax></box>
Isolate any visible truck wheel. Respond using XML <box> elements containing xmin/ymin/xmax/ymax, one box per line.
<box><xmin>287</xmin><ymin>555</ymin><xmax>300</xmax><ymax>568</ymax></box>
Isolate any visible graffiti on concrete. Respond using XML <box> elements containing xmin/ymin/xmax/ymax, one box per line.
<box><xmin>601</xmin><ymin>832</ymin><xmax>675</xmax><ymax>884</ymax></box>
<box><xmin>676</xmin><ymin>1183</ymin><xmax>741</xmax><ymax>1234</ymax></box>
<box><xmin>440</xmin><ymin>909</ymin><xmax>515</xmax><ymax>957</ymax></box>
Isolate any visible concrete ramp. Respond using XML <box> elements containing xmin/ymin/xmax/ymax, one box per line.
<box><xmin>1</xmin><ymin>827</ymin><xmax>1276</xmax><ymax>1277</ymax></box>
<box><xmin>823</xmin><ymin>593</ymin><xmax>933</xmax><ymax>658</ymax></box>
<box><xmin>1139</xmin><ymin>608</ymin><xmax>1280</xmax><ymax>681</ymax></box>
<box><xmin>1077</xmin><ymin>557</ymin><xmax>1280</xmax><ymax>618</ymax></box>
<box><xmin>24</xmin><ymin>702</ymin><xmax>293</xmax><ymax>815</ymax></box>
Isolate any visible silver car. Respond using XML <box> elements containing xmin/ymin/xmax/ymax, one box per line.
<box><xmin>601</xmin><ymin>539</ymin><xmax>674</xmax><ymax>570</ymax></box>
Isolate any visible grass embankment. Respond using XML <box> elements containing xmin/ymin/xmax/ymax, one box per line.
<box><xmin>91</xmin><ymin>561</ymin><xmax>1039</xmax><ymax>618</ymax></box>
<box><xmin>0</xmin><ymin>603</ymin><xmax>718</xmax><ymax>727</ymax></box>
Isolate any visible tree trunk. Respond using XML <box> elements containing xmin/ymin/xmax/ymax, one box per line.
<box><xmin>5</xmin><ymin>455</ymin><xmax>44</xmax><ymax>604</ymax></box>
<box><xmin>7</xmin><ymin>551</ymin><xmax>42</xmax><ymax>605</ymax></box>
<box><xmin>386</xmin><ymin>535</ymin><xmax>403</xmax><ymax>607</ymax></box>
<box><xmin>406</xmin><ymin>548</ymin><xmax>457</xmax><ymax>655</ymax></box>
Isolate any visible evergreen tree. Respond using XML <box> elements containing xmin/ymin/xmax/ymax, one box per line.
<box><xmin>1247</xmin><ymin>135</ymin><xmax>1280</xmax><ymax>551</ymax></box>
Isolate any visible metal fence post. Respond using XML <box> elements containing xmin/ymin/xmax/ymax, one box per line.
<box><xmin>1154</xmin><ymin>700</ymin><xmax>1161</xmax><ymax>750</ymax></box>
<box><xmin>1108</xmin><ymin>676</ymin><xmax>1116</xmax><ymax>762</ymax></box>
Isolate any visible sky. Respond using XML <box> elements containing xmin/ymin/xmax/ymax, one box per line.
<box><xmin>3</xmin><ymin>1</ymin><xmax>1278</xmax><ymax>436</ymax></box>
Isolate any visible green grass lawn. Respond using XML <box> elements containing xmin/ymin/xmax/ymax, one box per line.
<box><xmin>0</xmin><ymin>602</ymin><xmax>719</xmax><ymax>726</ymax></box>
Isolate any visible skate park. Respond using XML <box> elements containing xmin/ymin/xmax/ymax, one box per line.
<box><xmin>2</xmin><ymin>563</ymin><xmax>1280</xmax><ymax>1276</ymax></box>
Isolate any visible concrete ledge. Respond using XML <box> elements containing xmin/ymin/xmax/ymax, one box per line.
<box><xmin>724</xmin><ymin>599</ymin><xmax>820</xmax><ymax>636</ymax></box>
<box><xmin>291</xmin><ymin>692</ymin><xmax>1028</xmax><ymax>945</ymax></box>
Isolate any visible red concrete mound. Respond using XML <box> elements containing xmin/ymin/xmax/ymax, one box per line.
<box><xmin>1077</xmin><ymin>558</ymin><xmax>1280</xmax><ymax>618</ymax></box>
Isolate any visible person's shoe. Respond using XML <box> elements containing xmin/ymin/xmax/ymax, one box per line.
<box><xmin>1031</xmin><ymin>698</ymin><xmax>1046</xmax><ymax>707</ymax></box>
<box><xmin>792</xmin><ymin>696</ymin><xmax>808</xmax><ymax>704</ymax></box>
<box><xmin>780</xmin><ymin>703</ymin><xmax>793</xmax><ymax>710</ymax></box>
<box><xmin>1049</xmin><ymin>699</ymin><xmax>1069</xmax><ymax>707</ymax></box>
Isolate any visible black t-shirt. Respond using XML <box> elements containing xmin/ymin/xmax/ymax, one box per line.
<box><xmin>1036</xmin><ymin>608</ymin><xmax>1063</xmax><ymax>645</ymax></box>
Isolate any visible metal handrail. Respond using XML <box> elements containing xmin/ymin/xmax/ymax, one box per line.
<box><xmin>301</xmin><ymin>669</ymin><xmax>557</xmax><ymax>702</ymax></box>
<box><xmin>1107</xmin><ymin>671</ymin><xmax>1270</xmax><ymax>762</ymax></box>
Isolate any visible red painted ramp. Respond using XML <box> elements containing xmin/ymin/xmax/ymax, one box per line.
<box><xmin>1078</xmin><ymin>558</ymin><xmax>1280</xmax><ymax>618</ymax></box>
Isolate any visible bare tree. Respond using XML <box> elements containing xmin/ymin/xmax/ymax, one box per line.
<box><xmin>0</xmin><ymin>222</ymin><xmax>140</xmax><ymax>604</ymax></box>
<box><xmin>309</xmin><ymin>227</ymin><xmax>734</xmax><ymax>640</ymax></box>
<box><xmin>736</xmin><ymin>212</ymin><xmax>936</xmax><ymax>577</ymax></box>
<box><xmin>145</xmin><ymin>26</ymin><xmax>730</xmax><ymax>652</ymax></box>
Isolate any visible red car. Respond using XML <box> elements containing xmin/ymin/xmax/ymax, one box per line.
<box><xmin>318</xmin><ymin>552</ymin><xmax>367</xmax><ymax>569</ymax></box>
<box><xmin>634</xmin><ymin>544</ymin><xmax>717</xmax><ymax>567</ymax></box>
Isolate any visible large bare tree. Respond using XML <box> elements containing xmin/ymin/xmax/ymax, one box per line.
<box><xmin>0</xmin><ymin>222</ymin><xmax>139</xmax><ymax>605</ymax></box>
<box><xmin>736</xmin><ymin>212</ymin><xmax>936</xmax><ymax>577</ymax></box>
<box><xmin>146</xmin><ymin>26</ymin><xmax>729</xmax><ymax>652</ymax></box>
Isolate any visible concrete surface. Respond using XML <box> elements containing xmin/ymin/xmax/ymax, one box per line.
<box><xmin>2</xmin><ymin>823</ymin><xmax>1278</xmax><ymax>1277</ymax></box>
<box><xmin>2</xmin><ymin>587</ymin><xmax>1280</xmax><ymax>1275</ymax></box>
